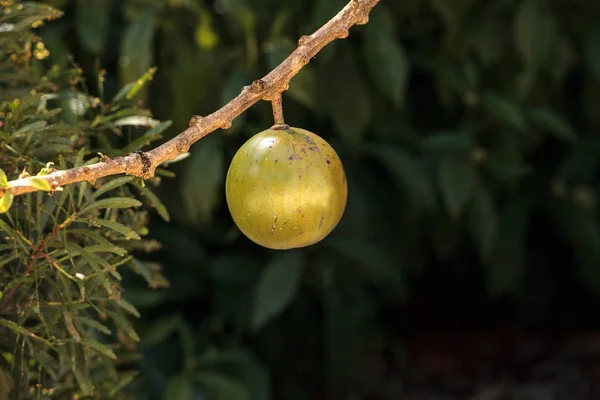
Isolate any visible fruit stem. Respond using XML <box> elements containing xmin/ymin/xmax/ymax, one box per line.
<box><xmin>271</xmin><ymin>92</ymin><xmax>285</xmax><ymax>125</ymax></box>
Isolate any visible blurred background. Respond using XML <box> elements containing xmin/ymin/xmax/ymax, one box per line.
<box><xmin>34</xmin><ymin>0</ymin><xmax>600</xmax><ymax>398</ymax></box>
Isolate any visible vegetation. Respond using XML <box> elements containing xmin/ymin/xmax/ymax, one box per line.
<box><xmin>2</xmin><ymin>0</ymin><xmax>600</xmax><ymax>398</ymax></box>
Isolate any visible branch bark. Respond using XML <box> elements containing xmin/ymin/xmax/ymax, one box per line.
<box><xmin>3</xmin><ymin>0</ymin><xmax>379</xmax><ymax>198</ymax></box>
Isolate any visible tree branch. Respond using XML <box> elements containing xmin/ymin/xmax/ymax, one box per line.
<box><xmin>3</xmin><ymin>0</ymin><xmax>379</xmax><ymax>198</ymax></box>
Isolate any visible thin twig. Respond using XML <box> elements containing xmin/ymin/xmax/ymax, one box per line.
<box><xmin>271</xmin><ymin>92</ymin><xmax>285</xmax><ymax>125</ymax></box>
<box><xmin>2</xmin><ymin>0</ymin><xmax>378</xmax><ymax>198</ymax></box>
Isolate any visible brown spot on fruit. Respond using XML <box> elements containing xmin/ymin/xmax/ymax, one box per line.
<box><xmin>319</xmin><ymin>214</ymin><xmax>325</xmax><ymax>229</ymax></box>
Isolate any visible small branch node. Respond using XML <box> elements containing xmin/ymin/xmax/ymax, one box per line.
<box><xmin>251</xmin><ymin>79</ymin><xmax>267</xmax><ymax>92</ymax></box>
<box><xmin>134</xmin><ymin>150</ymin><xmax>152</xmax><ymax>176</ymax></box>
<box><xmin>221</xmin><ymin>121</ymin><xmax>232</xmax><ymax>130</ymax></box>
<box><xmin>298</xmin><ymin>35</ymin><xmax>311</xmax><ymax>46</ymax></box>
<box><xmin>189</xmin><ymin>115</ymin><xmax>204</xmax><ymax>127</ymax></box>
<box><xmin>175</xmin><ymin>141</ymin><xmax>190</xmax><ymax>154</ymax></box>
<box><xmin>357</xmin><ymin>14</ymin><xmax>369</xmax><ymax>25</ymax></box>
<box><xmin>337</xmin><ymin>29</ymin><xmax>349</xmax><ymax>39</ymax></box>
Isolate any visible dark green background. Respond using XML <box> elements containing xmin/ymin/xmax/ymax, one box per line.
<box><xmin>32</xmin><ymin>0</ymin><xmax>600</xmax><ymax>398</ymax></box>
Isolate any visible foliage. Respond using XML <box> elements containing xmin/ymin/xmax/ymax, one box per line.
<box><xmin>0</xmin><ymin>1</ymin><xmax>170</xmax><ymax>398</ymax></box>
<box><xmin>3</xmin><ymin>0</ymin><xmax>600</xmax><ymax>398</ymax></box>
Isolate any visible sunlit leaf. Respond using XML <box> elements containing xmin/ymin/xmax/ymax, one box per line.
<box><xmin>0</xmin><ymin>169</ymin><xmax>7</xmax><ymax>189</ymax></box>
<box><xmin>113</xmin><ymin>116</ymin><xmax>160</xmax><ymax>127</ymax></box>
<box><xmin>28</xmin><ymin>177</ymin><xmax>51</xmax><ymax>191</ymax></box>
<box><xmin>0</xmin><ymin>191</ymin><xmax>14</xmax><ymax>214</ymax></box>
<box><xmin>195</xmin><ymin>11</ymin><xmax>219</xmax><ymax>51</ymax></box>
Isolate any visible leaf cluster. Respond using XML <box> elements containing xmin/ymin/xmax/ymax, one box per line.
<box><xmin>0</xmin><ymin>2</ymin><xmax>172</xmax><ymax>398</ymax></box>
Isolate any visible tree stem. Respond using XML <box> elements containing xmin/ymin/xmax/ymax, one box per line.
<box><xmin>272</xmin><ymin>93</ymin><xmax>285</xmax><ymax>125</ymax></box>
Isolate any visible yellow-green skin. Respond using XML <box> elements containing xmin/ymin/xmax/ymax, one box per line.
<box><xmin>225</xmin><ymin>125</ymin><xmax>348</xmax><ymax>250</ymax></box>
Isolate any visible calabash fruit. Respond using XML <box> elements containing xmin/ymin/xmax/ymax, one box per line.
<box><xmin>225</xmin><ymin>124</ymin><xmax>347</xmax><ymax>250</ymax></box>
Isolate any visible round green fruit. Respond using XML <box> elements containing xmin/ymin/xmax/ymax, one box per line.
<box><xmin>225</xmin><ymin>125</ymin><xmax>348</xmax><ymax>250</ymax></box>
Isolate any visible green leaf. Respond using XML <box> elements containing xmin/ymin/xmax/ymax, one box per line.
<box><xmin>324</xmin><ymin>238</ymin><xmax>406</xmax><ymax>293</ymax></box>
<box><xmin>195</xmin><ymin>372</ymin><xmax>251</xmax><ymax>400</ymax></box>
<box><xmin>196</xmin><ymin>350</ymin><xmax>270</xmax><ymax>400</ymax></box>
<box><xmin>109</xmin><ymin>371</ymin><xmax>139</xmax><ymax>397</ymax></box>
<box><xmin>251</xmin><ymin>251</ymin><xmax>303</xmax><ymax>332</ymax></box>
<box><xmin>119</xmin><ymin>120</ymin><xmax>173</xmax><ymax>154</ymax></box>
<box><xmin>113</xmin><ymin>116</ymin><xmax>160</xmax><ymax>127</ymax></box>
<box><xmin>421</xmin><ymin>130</ymin><xmax>474</xmax><ymax>153</ymax></box>
<box><xmin>195</xmin><ymin>10</ymin><xmax>219</xmax><ymax>50</ymax></box>
<box><xmin>513</xmin><ymin>0</ymin><xmax>557</xmax><ymax>72</ymax></box>
<box><xmin>92</xmin><ymin>176</ymin><xmax>135</xmax><ymax>199</ymax></box>
<box><xmin>528</xmin><ymin>107</ymin><xmax>578</xmax><ymax>143</ymax></box>
<box><xmin>91</xmin><ymin>218</ymin><xmax>141</xmax><ymax>240</ymax></box>
<box><xmin>120</xmin><ymin>6</ymin><xmax>157</xmax><ymax>103</ymax></box>
<box><xmin>163</xmin><ymin>375</ymin><xmax>193</xmax><ymax>400</ymax></box>
<box><xmin>585</xmin><ymin>24</ymin><xmax>600</xmax><ymax>81</ymax></box>
<box><xmin>438</xmin><ymin>156</ymin><xmax>478</xmax><ymax>219</ymax></box>
<box><xmin>0</xmin><ymin>319</ymin><xmax>53</xmax><ymax>346</ymax></box>
<box><xmin>366</xmin><ymin>144</ymin><xmax>436</xmax><ymax>211</ymax></box>
<box><xmin>326</xmin><ymin>48</ymin><xmax>372</xmax><ymax>147</ymax></box>
<box><xmin>76</xmin><ymin>317</ymin><xmax>112</xmax><ymax>336</ymax></box>
<box><xmin>311</xmin><ymin>0</ymin><xmax>347</xmax><ymax>28</ymax></box>
<box><xmin>28</xmin><ymin>177</ymin><xmax>51</xmax><ymax>191</ymax></box>
<box><xmin>467</xmin><ymin>185</ymin><xmax>498</xmax><ymax>261</ymax></box>
<box><xmin>0</xmin><ymin>169</ymin><xmax>8</xmax><ymax>189</ymax></box>
<box><xmin>117</xmin><ymin>298</ymin><xmax>141</xmax><ymax>318</ymax></box>
<box><xmin>287</xmin><ymin>66</ymin><xmax>317</xmax><ymax>111</ymax></box>
<box><xmin>141</xmin><ymin>314</ymin><xmax>184</xmax><ymax>348</ymax></box>
<box><xmin>480</xmin><ymin>93</ymin><xmax>527</xmax><ymax>131</ymax></box>
<box><xmin>105</xmin><ymin>310</ymin><xmax>140</xmax><ymax>342</ymax></box>
<box><xmin>265</xmin><ymin>38</ymin><xmax>317</xmax><ymax>111</ymax></box>
<box><xmin>0</xmin><ymin>190</ymin><xmax>13</xmax><ymax>214</ymax></box>
<box><xmin>135</xmin><ymin>186</ymin><xmax>170</xmax><ymax>222</ymax></box>
<box><xmin>13</xmin><ymin>120</ymin><xmax>48</xmax><ymax>136</ymax></box>
<box><xmin>363</xmin><ymin>6</ymin><xmax>410</xmax><ymax>107</ymax></box>
<box><xmin>75</xmin><ymin>0</ymin><xmax>110</xmax><ymax>54</ymax></box>
<box><xmin>82</xmin><ymin>197</ymin><xmax>142</xmax><ymax>213</ymax></box>
<box><xmin>181</xmin><ymin>135</ymin><xmax>223</xmax><ymax>226</ymax></box>
<box><xmin>80</xmin><ymin>338</ymin><xmax>117</xmax><ymax>359</ymax></box>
